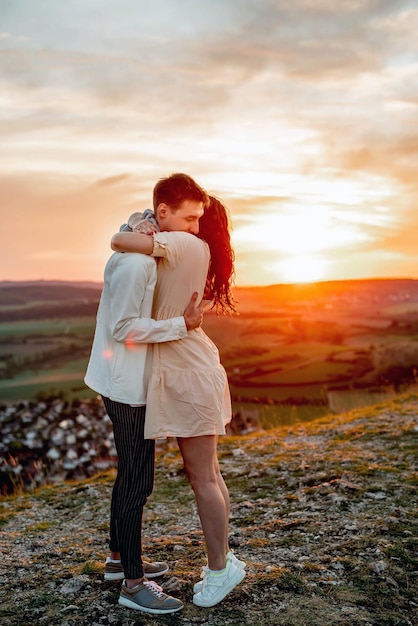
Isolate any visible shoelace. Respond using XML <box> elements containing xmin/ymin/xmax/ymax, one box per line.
<box><xmin>199</xmin><ymin>566</ymin><xmax>209</xmax><ymax>590</ymax></box>
<box><xmin>143</xmin><ymin>580</ymin><xmax>164</xmax><ymax>598</ymax></box>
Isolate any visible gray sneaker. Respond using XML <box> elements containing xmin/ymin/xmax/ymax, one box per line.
<box><xmin>193</xmin><ymin>559</ymin><xmax>245</xmax><ymax>607</ymax></box>
<box><xmin>104</xmin><ymin>557</ymin><xmax>169</xmax><ymax>581</ymax></box>
<box><xmin>118</xmin><ymin>579</ymin><xmax>183</xmax><ymax>615</ymax></box>
<box><xmin>193</xmin><ymin>551</ymin><xmax>246</xmax><ymax>593</ymax></box>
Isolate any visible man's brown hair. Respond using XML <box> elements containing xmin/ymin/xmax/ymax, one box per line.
<box><xmin>153</xmin><ymin>173</ymin><xmax>209</xmax><ymax>211</ymax></box>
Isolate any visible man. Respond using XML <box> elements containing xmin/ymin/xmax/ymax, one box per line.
<box><xmin>85</xmin><ymin>173</ymin><xmax>208</xmax><ymax>615</ymax></box>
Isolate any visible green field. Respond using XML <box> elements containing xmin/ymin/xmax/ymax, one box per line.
<box><xmin>0</xmin><ymin>317</ymin><xmax>96</xmax><ymax>337</ymax></box>
<box><xmin>0</xmin><ymin>353</ymin><xmax>95</xmax><ymax>402</ymax></box>
<box><xmin>0</xmin><ymin>316</ymin><xmax>96</xmax><ymax>402</ymax></box>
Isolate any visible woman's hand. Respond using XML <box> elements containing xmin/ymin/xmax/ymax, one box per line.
<box><xmin>128</xmin><ymin>212</ymin><xmax>158</xmax><ymax>236</ymax></box>
<box><xmin>135</xmin><ymin>219</ymin><xmax>158</xmax><ymax>236</ymax></box>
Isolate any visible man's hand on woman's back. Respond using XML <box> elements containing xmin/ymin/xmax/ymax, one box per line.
<box><xmin>184</xmin><ymin>292</ymin><xmax>203</xmax><ymax>330</ymax></box>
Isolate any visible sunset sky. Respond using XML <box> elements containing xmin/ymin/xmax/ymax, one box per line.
<box><xmin>1</xmin><ymin>0</ymin><xmax>417</xmax><ymax>286</ymax></box>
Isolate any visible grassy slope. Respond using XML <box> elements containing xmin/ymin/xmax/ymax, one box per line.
<box><xmin>0</xmin><ymin>393</ymin><xmax>417</xmax><ymax>626</ymax></box>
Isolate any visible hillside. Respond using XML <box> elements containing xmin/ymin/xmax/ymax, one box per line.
<box><xmin>0</xmin><ymin>394</ymin><xmax>417</xmax><ymax>626</ymax></box>
<box><xmin>0</xmin><ymin>281</ymin><xmax>102</xmax><ymax>321</ymax></box>
<box><xmin>1</xmin><ymin>278</ymin><xmax>418</xmax><ymax>408</ymax></box>
<box><xmin>1</xmin><ymin>278</ymin><xmax>418</xmax><ymax>319</ymax></box>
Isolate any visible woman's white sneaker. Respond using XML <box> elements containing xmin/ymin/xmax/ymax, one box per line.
<box><xmin>227</xmin><ymin>550</ymin><xmax>246</xmax><ymax>570</ymax></box>
<box><xmin>193</xmin><ymin>551</ymin><xmax>246</xmax><ymax>594</ymax></box>
<box><xmin>192</xmin><ymin>560</ymin><xmax>245</xmax><ymax>607</ymax></box>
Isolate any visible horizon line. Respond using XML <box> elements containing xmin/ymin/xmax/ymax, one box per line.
<box><xmin>1</xmin><ymin>276</ymin><xmax>418</xmax><ymax>289</ymax></box>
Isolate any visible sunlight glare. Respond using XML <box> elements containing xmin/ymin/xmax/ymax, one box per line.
<box><xmin>274</xmin><ymin>254</ymin><xmax>328</xmax><ymax>284</ymax></box>
<box><xmin>232</xmin><ymin>210</ymin><xmax>369</xmax><ymax>255</ymax></box>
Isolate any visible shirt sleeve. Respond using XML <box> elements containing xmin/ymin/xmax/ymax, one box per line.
<box><xmin>106</xmin><ymin>253</ymin><xmax>187</xmax><ymax>343</ymax></box>
<box><xmin>152</xmin><ymin>231</ymin><xmax>197</xmax><ymax>261</ymax></box>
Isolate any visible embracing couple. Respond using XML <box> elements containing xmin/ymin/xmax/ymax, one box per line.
<box><xmin>84</xmin><ymin>173</ymin><xmax>246</xmax><ymax>615</ymax></box>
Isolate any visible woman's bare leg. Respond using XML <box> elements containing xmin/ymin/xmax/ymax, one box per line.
<box><xmin>177</xmin><ymin>435</ymin><xmax>228</xmax><ymax>571</ymax></box>
<box><xmin>216</xmin><ymin>464</ymin><xmax>230</xmax><ymax>554</ymax></box>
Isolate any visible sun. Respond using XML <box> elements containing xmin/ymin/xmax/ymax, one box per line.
<box><xmin>231</xmin><ymin>198</ymin><xmax>377</xmax><ymax>286</ymax></box>
<box><xmin>233</xmin><ymin>215</ymin><xmax>333</xmax><ymax>284</ymax></box>
<box><xmin>277</xmin><ymin>254</ymin><xmax>328</xmax><ymax>283</ymax></box>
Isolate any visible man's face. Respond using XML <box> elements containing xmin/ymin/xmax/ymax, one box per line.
<box><xmin>157</xmin><ymin>199</ymin><xmax>204</xmax><ymax>234</ymax></box>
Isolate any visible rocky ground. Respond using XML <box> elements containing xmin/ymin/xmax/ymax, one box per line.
<box><xmin>0</xmin><ymin>394</ymin><xmax>417</xmax><ymax>626</ymax></box>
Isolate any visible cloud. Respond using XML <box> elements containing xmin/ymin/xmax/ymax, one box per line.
<box><xmin>95</xmin><ymin>174</ymin><xmax>133</xmax><ymax>187</ymax></box>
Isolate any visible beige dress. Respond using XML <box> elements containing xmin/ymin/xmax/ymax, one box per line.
<box><xmin>144</xmin><ymin>231</ymin><xmax>232</xmax><ymax>439</ymax></box>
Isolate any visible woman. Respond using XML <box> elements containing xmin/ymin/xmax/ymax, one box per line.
<box><xmin>111</xmin><ymin>196</ymin><xmax>246</xmax><ymax>608</ymax></box>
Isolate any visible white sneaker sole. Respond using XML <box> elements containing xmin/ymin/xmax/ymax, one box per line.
<box><xmin>193</xmin><ymin>568</ymin><xmax>246</xmax><ymax>607</ymax></box>
<box><xmin>118</xmin><ymin>595</ymin><xmax>183</xmax><ymax>615</ymax></box>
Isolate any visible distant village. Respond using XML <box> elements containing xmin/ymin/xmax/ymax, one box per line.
<box><xmin>0</xmin><ymin>396</ymin><xmax>116</xmax><ymax>495</ymax></box>
<box><xmin>0</xmin><ymin>395</ymin><xmax>257</xmax><ymax>495</ymax></box>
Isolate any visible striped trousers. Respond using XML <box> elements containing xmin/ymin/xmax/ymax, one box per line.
<box><xmin>102</xmin><ymin>396</ymin><xmax>155</xmax><ymax>579</ymax></box>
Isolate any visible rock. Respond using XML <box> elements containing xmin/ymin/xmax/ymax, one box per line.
<box><xmin>60</xmin><ymin>576</ymin><xmax>89</xmax><ymax>594</ymax></box>
<box><xmin>370</xmin><ymin>560</ymin><xmax>388</xmax><ymax>575</ymax></box>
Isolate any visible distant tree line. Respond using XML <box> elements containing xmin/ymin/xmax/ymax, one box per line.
<box><xmin>0</xmin><ymin>302</ymin><xmax>99</xmax><ymax>322</ymax></box>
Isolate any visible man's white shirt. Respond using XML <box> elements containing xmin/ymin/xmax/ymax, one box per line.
<box><xmin>84</xmin><ymin>252</ymin><xmax>187</xmax><ymax>405</ymax></box>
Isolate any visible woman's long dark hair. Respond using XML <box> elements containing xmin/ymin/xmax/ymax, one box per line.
<box><xmin>197</xmin><ymin>196</ymin><xmax>236</xmax><ymax>314</ymax></box>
